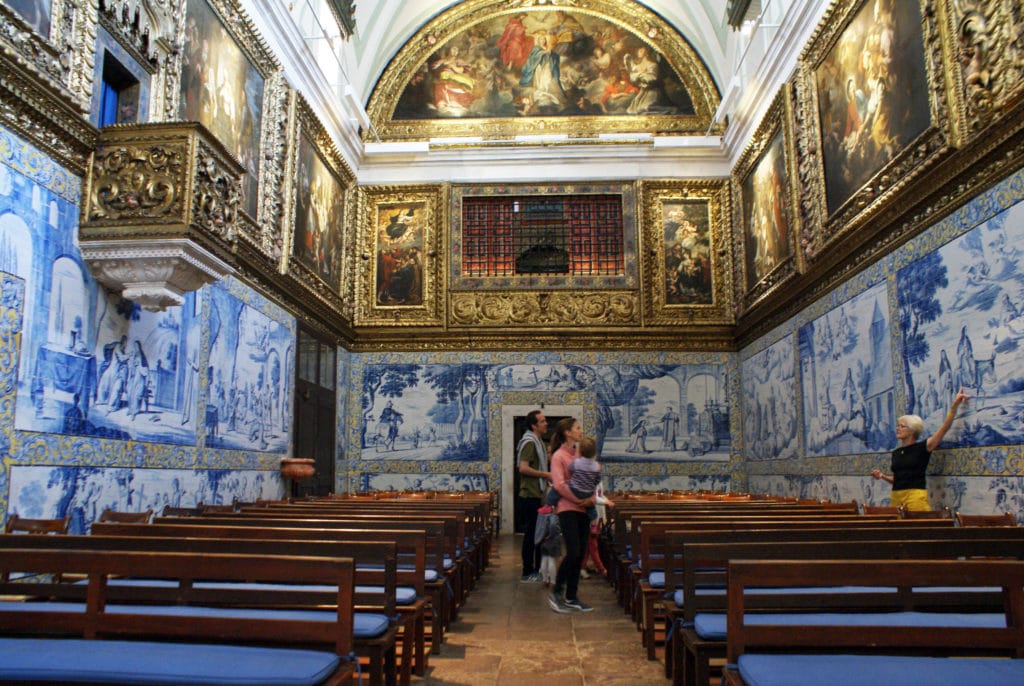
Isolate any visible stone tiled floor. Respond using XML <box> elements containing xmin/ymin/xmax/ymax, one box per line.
<box><xmin>413</xmin><ymin>534</ymin><xmax>665</xmax><ymax>685</ymax></box>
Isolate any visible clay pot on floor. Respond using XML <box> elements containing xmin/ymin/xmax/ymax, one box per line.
<box><xmin>280</xmin><ymin>457</ymin><xmax>315</xmax><ymax>481</ymax></box>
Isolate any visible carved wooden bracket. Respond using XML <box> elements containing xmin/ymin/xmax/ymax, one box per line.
<box><xmin>80</xmin><ymin>122</ymin><xmax>244</xmax><ymax>310</ymax></box>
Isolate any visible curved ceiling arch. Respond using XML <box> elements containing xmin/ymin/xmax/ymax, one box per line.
<box><xmin>362</xmin><ymin>0</ymin><xmax>726</xmax><ymax>140</ymax></box>
<box><xmin>350</xmin><ymin>1</ymin><xmax>731</xmax><ymax>105</ymax></box>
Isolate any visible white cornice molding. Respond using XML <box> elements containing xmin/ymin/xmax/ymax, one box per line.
<box><xmin>358</xmin><ymin>140</ymin><xmax>731</xmax><ymax>185</ymax></box>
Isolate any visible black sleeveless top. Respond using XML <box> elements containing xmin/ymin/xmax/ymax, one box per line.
<box><xmin>891</xmin><ymin>440</ymin><xmax>930</xmax><ymax>491</ymax></box>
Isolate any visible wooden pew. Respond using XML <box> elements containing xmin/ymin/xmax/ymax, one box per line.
<box><xmin>646</xmin><ymin>522</ymin><xmax>1024</xmax><ymax>671</ymax></box>
<box><xmin>0</xmin><ymin>548</ymin><xmax>357</xmax><ymax>686</ymax></box>
<box><xmin>181</xmin><ymin>511</ymin><xmax>469</xmax><ymax>620</ymax></box>
<box><xmin>627</xmin><ymin>515</ymin><xmax>925</xmax><ymax>651</ymax></box>
<box><xmin>96</xmin><ymin>519</ymin><xmax>446</xmax><ymax>667</ymax></box>
<box><xmin>0</xmin><ymin>533</ymin><xmax>403</xmax><ymax>686</ymax></box>
<box><xmin>670</xmin><ymin>536</ymin><xmax>1024</xmax><ymax>686</ymax></box>
<box><xmin>721</xmin><ymin>559</ymin><xmax>1024</xmax><ymax>686</ymax></box>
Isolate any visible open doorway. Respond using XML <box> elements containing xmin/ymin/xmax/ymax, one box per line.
<box><xmin>292</xmin><ymin>328</ymin><xmax>336</xmax><ymax>498</ymax></box>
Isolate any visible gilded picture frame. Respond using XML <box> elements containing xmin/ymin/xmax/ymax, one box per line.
<box><xmin>732</xmin><ymin>84</ymin><xmax>802</xmax><ymax>313</ymax></box>
<box><xmin>793</xmin><ymin>0</ymin><xmax>962</xmax><ymax>259</ymax></box>
<box><xmin>357</xmin><ymin>185</ymin><xmax>445</xmax><ymax>327</ymax></box>
<box><xmin>366</xmin><ymin>0</ymin><xmax>722</xmax><ymax>141</ymax></box>
<box><xmin>282</xmin><ymin>93</ymin><xmax>354</xmax><ymax>301</ymax></box>
<box><xmin>173</xmin><ymin>0</ymin><xmax>287</xmax><ymax>257</ymax></box>
<box><xmin>641</xmin><ymin>179</ymin><xmax>733</xmax><ymax>326</ymax></box>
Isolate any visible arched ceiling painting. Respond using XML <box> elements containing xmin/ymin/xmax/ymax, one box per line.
<box><xmin>366</xmin><ymin>0</ymin><xmax>723</xmax><ymax>141</ymax></box>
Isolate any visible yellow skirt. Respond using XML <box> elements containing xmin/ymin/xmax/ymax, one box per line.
<box><xmin>891</xmin><ymin>488</ymin><xmax>931</xmax><ymax>512</ymax></box>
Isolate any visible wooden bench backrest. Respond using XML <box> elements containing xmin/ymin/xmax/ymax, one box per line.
<box><xmin>674</xmin><ymin>537</ymin><xmax>1024</xmax><ymax>621</ymax></box>
<box><xmin>0</xmin><ymin>547</ymin><xmax>356</xmax><ymax>654</ymax></box>
<box><xmin>94</xmin><ymin>521</ymin><xmax>435</xmax><ymax>584</ymax></box>
<box><xmin>0</xmin><ymin>533</ymin><xmax>399</xmax><ymax>611</ymax></box>
<box><xmin>4</xmin><ymin>514</ymin><xmax>70</xmax><ymax>534</ymax></box>
<box><xmin>725</xmin><ymin>559</ymin><xmax>1024</xmax><ymax>662</ymax></box>
<box><xmin>172</xmin><ymin>514</ymin><xmax>458</xmax><ymax>560</ymax></box>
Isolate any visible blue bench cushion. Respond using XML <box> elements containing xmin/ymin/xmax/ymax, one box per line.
<box><xmin>735</xmin><ymin>653</ymin><xmax>1024</xmax><ymax>686</ymax></box>
<box><xmin>0</xmin><ymin>637</ymin><xmax>341</xmax><ymax>686</ymax></box>
<box><xmin>694</xmin><ymin>611</ymin><xmax>1007</xmax><ymax>641</ymax></box>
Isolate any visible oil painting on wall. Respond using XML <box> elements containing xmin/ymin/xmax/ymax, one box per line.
<box><xmin>663</xmin><ymin>200</ymin><xmax>713</xmax><ymax>305</ymax></box>
<box><xmin>799</xmin><ymin>282</ymin><xmax>895</xmax><ymax>457</ymax></box>
<box><xmin>742</xmin><ymin>335</ymin><xmax>799</xmax><ymax>461</ymax></box>
<box><xmin>741</xmin><ymin>130</ymin><xmax>793</xmax><ymax>291</ymax></box>
<box><xmin>292</xmin><ymin>133</ymin><xmax>345</xmax><ymax>291</ymax></box>
<box><xmin>394</xmin><ymin>10</ymin><xmax>694</xmax><ymax>120</ymax></box>
<box><xmin>358</xmin><ymin>360</ymin><xmax>730</xmax><ymax>465</ymax></box>
<box><xmin>815</xmin><ymin>0</ymin><xmax>930</xmax><ymax>216</ymax></box>
<box><xmin>896</xmin><ymin>197</ymin><xmax>1024</xmax><ymax>448</ymax></box>
<box><xmin>0</xmin><ymin>128</ymin><xmax>202</xmax><ymax>445</ymax></box>
<box><xmin>205</xmin><ymin>283</ymin><xmax>293</xmax><ymax>452</ymax></box>
<box><xmin>179</xmin><ymin>0</ymin><xmax>264</xmax><ymax>218</ymax></box>
<box><xmin>7</xmin><ymin>465</ymin><xmax>279</xmax><ymax>534</ymax></box>
<box><xmin>375</xmin><ymin>201</ymin><xmax>426</xmax><ymax>306</ymax></box>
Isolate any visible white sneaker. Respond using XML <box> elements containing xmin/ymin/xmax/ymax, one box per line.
<box><xmin>579</xmin><ymin>569</ymin><xmax>590</xmax><ymax>579</ymax></box>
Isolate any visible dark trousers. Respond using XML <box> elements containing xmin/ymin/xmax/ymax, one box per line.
<box><xmin>554</xmin><ymin>510</ymin><xmax>590</xmax><ymax>602</ymax></box>
<box><xmin>519</xmin><ymin>496</ymin><xmax>542</xmax><ymax>575</ymax></box>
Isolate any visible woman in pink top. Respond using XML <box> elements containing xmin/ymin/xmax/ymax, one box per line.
<box><xmin>546</xmin><ymin>417</ymin><xmax>595</xmax><ymax>613</ymax></box>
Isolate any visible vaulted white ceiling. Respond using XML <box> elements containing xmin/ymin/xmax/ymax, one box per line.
<box><xmin>247</xmin><ymin>0</ymin><xmax>829</xmax><ymax>182</ymax></box>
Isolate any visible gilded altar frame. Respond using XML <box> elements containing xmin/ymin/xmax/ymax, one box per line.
<box><xmin>641</xmin><ymin>179</ymin><xmax>733</xmax><ymax>326</ymax></box>
<box><xmin>732</xmin><ymin>84</ymin><xmax>802</xmax><ymax>314</ymax></box>
<box><xmin>356</xmin><ymin>185</ymin><xmax>446</xmax><ymax>327</ymax></box>
<box><xmin>792</xmin><ymin>0</ymin><xmax>964</xmax><ymax>260</ymax></box>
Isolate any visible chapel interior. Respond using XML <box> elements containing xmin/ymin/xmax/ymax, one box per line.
<box><xmin>2</xmin><ymin>1</ymin><xmax>1024</xmax><ymax>685</ymax></box>
<box><xmin>1</xmin><ymin>0</ymin><xmax>1022</xmax><ymax>539</ymax></box>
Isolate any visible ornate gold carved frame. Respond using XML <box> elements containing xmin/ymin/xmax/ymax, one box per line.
<box><xmin>365</xmin><ymin>0</ymin><xmax>722</xmax><ymax>141</ymax></box>
<box><xmin>356</xmin><ymin>184</ymin><xmax>445</xmax><ymax>327</ymax></box>
<box><xmin>641</xmin><ymin>179</ymin><xmax>733</xmax><ymax>326</ymax></box>
<box><xmin>165</xmin><ymin>0</ymin><xmax>288</xmax><ymax>264</ymax></box>
<box><xmin>280</xmin><ymin>92</ymin><xmax>354</xmax><ymax>314</ymax></box>
<box><xmin>732</xmin><ymin>84</ymin><xmax>802</xmax><ymax>314</ymax></box>
<box><xmin>793</xmin><ymin>0</ymin><xmax>964</xmax><ymax>261</ymax></box>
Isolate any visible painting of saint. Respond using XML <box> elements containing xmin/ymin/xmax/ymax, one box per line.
<box><xmin>179</xmin><ymin>0</ymin><xmax>265</xmax><ymax>219</ymax></box>
<box><xmin>292</xmin><ymin>134</ymin><xmax>345</xmax><ymax>291</ymax></box>
<box><xmin>742</xmin><ymin>130</ymin><xmax>792</xmax><ymax>290</ymax></box>
<box><xmin>815</xmin><ymin>0</ymin><xmax>930</xmax><ymax>215</ymax></box>
<box><xmin>663</xmin><ymin>201</ymin><xmax>712</xmax><ymax>305</ymax></box>
<box><xmin>393</xmin><ymin>10</ymin><xmax>694</xmax><ymax>120</ymax></box>
<box><xmin>375</xmin><ymin>202</ymin><xmax>425</xmax><ymax>306</ymax></box>
<box><xmin>5</xmin><ymin>0</ymin><xmax>51</xmax><ymax>39</ymax></box>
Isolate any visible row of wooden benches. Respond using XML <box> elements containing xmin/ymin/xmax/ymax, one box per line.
<box><xmin>599</xmin><ymin>495</ymin><xmax>1024</xmax><ymax>686</ymax></box>
<box><xmin>0</xmin><ymin>492</ymin><xmax>496</xmax><ymax>686</ymax></box>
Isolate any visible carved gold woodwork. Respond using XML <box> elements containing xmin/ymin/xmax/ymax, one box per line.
<box><xmin>731</xmin><ymin>84</ymin><xmax>802</xmax><ymax>316</ymax></box>
<box><xmin>80</xmin><ymin>122</ymin><xmax>243</xmax><ymax>310</ymax></box>
<box><xmin>641</xmin><ymin>178</ymin><xmax>734</xmax><ymax>327</ymax></box>
<box><xmin>949</xmin><ymin>0</ymin><xmax>1024</xmax><ymax>133</ymax></box>
<box><xmin>449</xmin><ymin>290</ymin><xmax>639</xmax><ymax>327</ymax></box>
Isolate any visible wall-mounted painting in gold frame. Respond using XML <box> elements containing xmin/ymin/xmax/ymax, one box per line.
<box><xmin>281</xmin><ymin>92</ymin><xmax>353</xmax><ymax>304</ymax></box>
<box><xmin>365</xmin><ymin>0</ymin><xmax>722</xmax><ymax>141</ymax></box>
<box><xmin>356</xmin><ymin>185</ymin><xmax>445</xmax><ymax>327</ymax></box>
<box><xmin>641</xmin><ymin>179</ymin><xmax>733</xmax><ymax>326</ymax></box>
<box><xmin>174</xmin><ymin>0</ymin><xmax>287</xmax><ymax>255</ymax></box>
<box><xmin>733</xmin><ymin>84</ymin><xmax>802</xmax><ymax>314</ymax></box>
<box><xmin>793</xmin><ymin>0</ymin><xmax>963</xmax><ymax>260</ymax></box>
